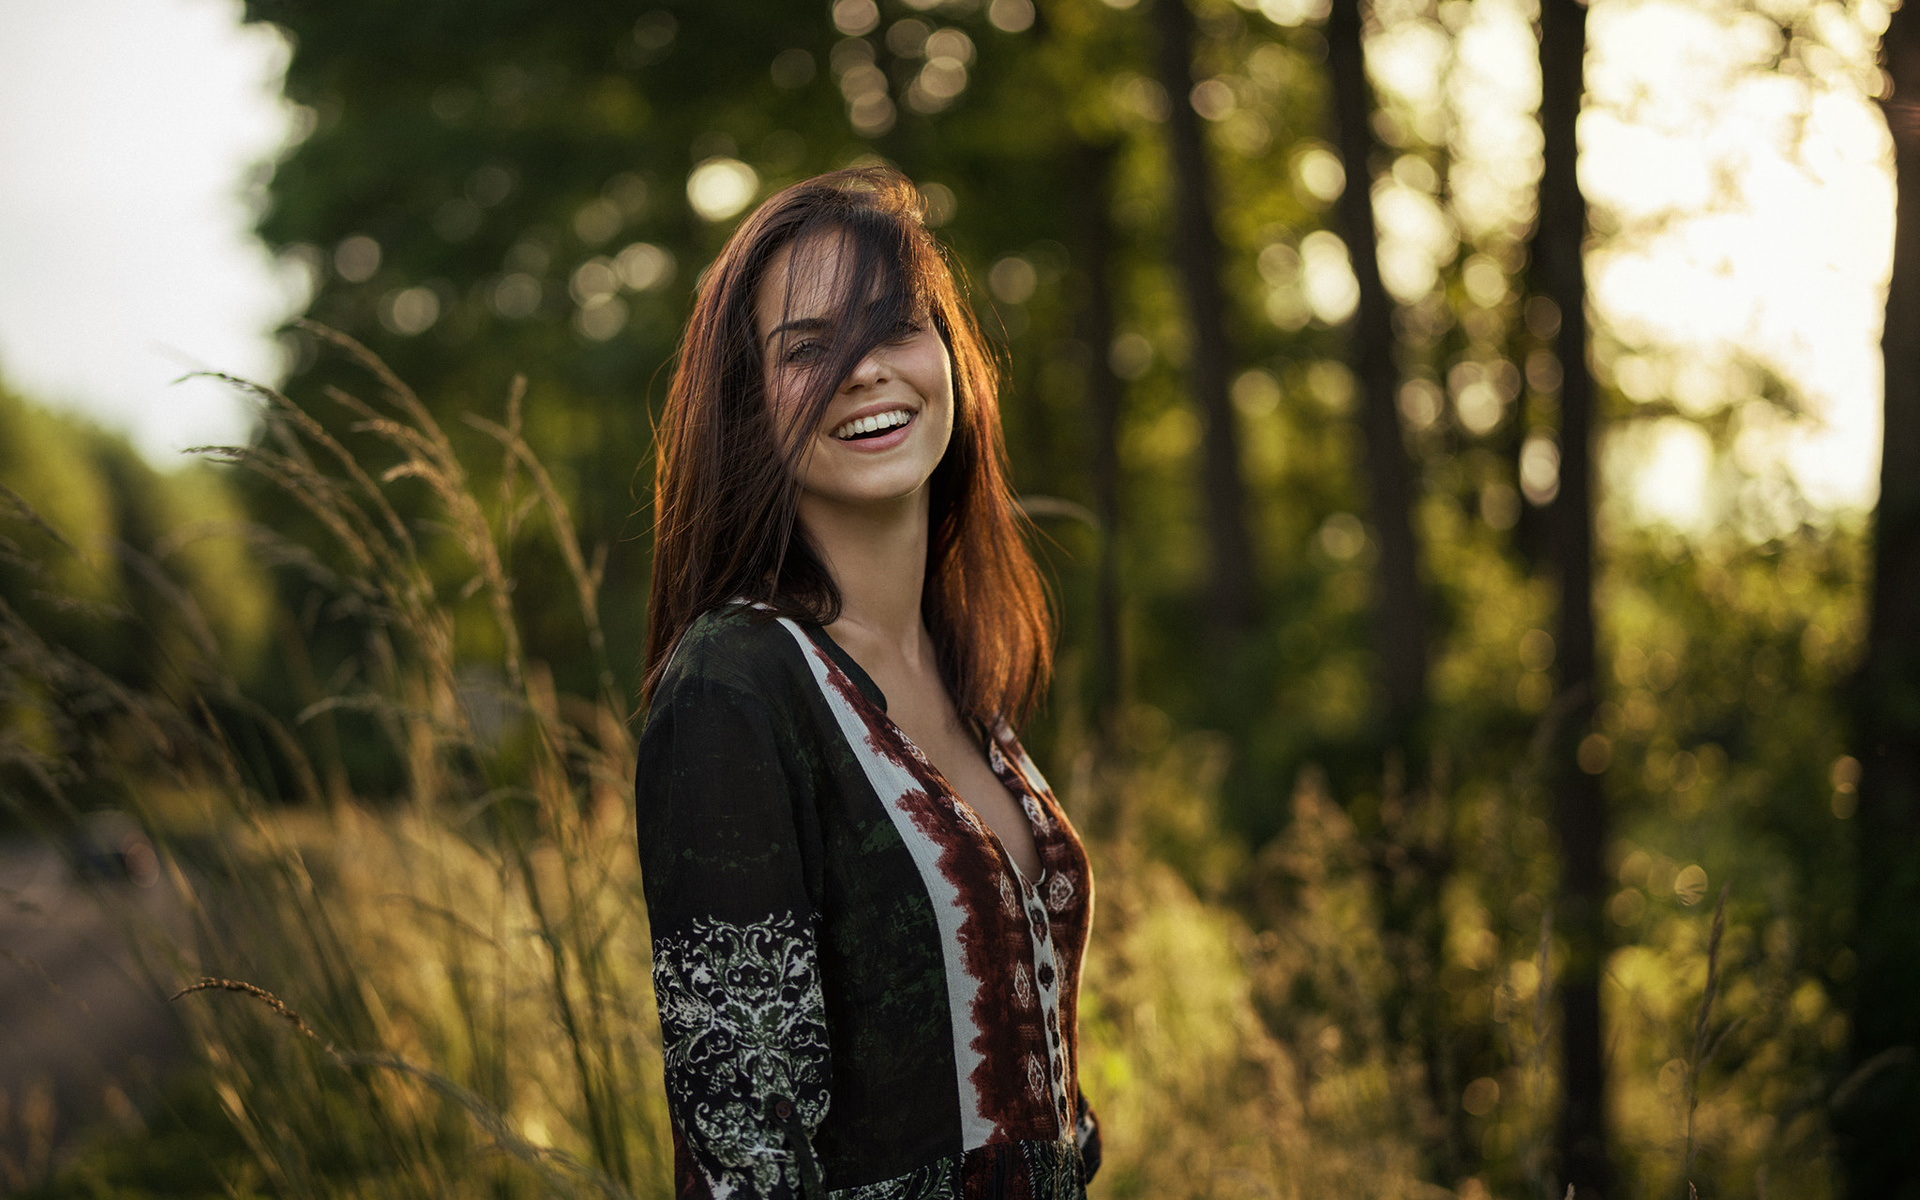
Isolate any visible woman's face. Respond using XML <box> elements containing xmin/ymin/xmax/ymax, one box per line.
<box><xmin>753</xmin><ymin>232</ymin><xmax>955</xmax><ymax>516</ymax></box>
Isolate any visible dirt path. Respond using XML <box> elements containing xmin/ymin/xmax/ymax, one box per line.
<box><xmin>0</xmin><ymin>839</ymin><xmax>192</xmax><ymax>1183</ymax></box>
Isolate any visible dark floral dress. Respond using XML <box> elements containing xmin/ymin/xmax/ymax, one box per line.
<box><xmin>635</xmin><ymin>605</ymin><xmax>1100</xmax><ymax>1199</ymax></box>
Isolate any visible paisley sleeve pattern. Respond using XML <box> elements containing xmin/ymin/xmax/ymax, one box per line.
<box><xmin>637</xmin><ymin>668</ymin><xmax>831</xmax><ymax>1199</ymax></box>
<box><xmin>652</xmin><ymin>913</ymin><xmax>830</xmax><ymax>1197</ymax></box>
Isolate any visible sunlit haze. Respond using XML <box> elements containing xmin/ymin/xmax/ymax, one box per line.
<box><xmin>0</xmin><ymin>0</ymin><xmax>299</xmax><ymax>463</ymax></box>
<box><xmin>0</xmin><ymin>0</ymin><xmax>1892</xmax><ymax>529</ymax></box>
<box><xmin>1583</xmin><ymin>0</ymin><xmax>1891</xmax><ymax>531</ymax></box>
<box><xmin>1363</xmin><ymin>0</ymin><xmax>1890</xmax><ymax>533</ymax></box>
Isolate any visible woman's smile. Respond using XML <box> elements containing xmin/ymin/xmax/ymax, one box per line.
<box><xmin>829</xmin><ymin>405</ymin><xmax>915</xmax><ymax>442</ymax></box>
<box><xmin>826</xmin><ymin>403</ymin><xmax>918</xmax><ymax>451</ymax></box>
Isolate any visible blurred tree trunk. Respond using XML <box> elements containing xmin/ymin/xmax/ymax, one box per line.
<box><xmin>1072</xmin><ymin>140</ymin><xmax>1130</xmax><ymax>753</ymax></box>
<box><xmin>1839</xmin><ymin>6</ymin><xmax>1920</xmax><ymax>1196</ymax></box>
<box><xmin>1151</xmin><ymin>0</ymin><xmax>1258</xmax><ymax>638</ymax></box>
<box><xmin>1324</xmin><ymin>0</ymin><xmax>1428</xmax><ymax>740</ymax></box>
<box><xmin>1323</xmin><ymin>0</ymin><xmax>1459</xmax><ymax>1182</ymax></box>
<box><xmin>1535</xmin><ymin>0</ymin><xmax>1613</xmax><ymax>1193</ymax></box>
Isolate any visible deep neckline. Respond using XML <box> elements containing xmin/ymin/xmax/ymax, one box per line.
<box><xmin>798</xmin><ymin>619</ymin><xmax>889</xmax><ymax>711</ymax></box>
<box><xmin>798</xmin><ymin>620</ymin><xmax>1048</xmax><ymax>886</ymax></box>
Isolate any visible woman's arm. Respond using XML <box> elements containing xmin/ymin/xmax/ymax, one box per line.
<box><xmin>637</xmin><ymin>673</ymin><xmax>829</xmax><ymax>1200</ymax></box>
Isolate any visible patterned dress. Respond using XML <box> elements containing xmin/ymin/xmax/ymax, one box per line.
<box><xmin>636</xmin><ymin>605</ymin><xmax>1101</xmax><ymax>1199</ymax></box>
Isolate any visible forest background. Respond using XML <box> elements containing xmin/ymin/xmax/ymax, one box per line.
<box><xmin>1</xmin><ymin>0</ymin><xmax>1915</xmax><ymax>1197</ymax></box>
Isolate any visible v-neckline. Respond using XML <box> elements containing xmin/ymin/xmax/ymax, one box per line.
<box><xmin>800</xmin><ymin>621</ymin><xmax>1048</xmax><ymax>885</ymax></box>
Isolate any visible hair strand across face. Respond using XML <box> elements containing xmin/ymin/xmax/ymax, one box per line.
<box><xmin>643</xmin><ymin>167</ymin><xmax>1053</xmax><ymax>727</ymax></box>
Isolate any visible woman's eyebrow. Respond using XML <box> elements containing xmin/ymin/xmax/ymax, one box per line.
<box><xmin>763</xmin><ymin>298</ymin><xmax>910</xmax><ymax>346</ymax></box>
<box><xmin>764</xmin><ymin>316</ymin><xmax>829</xmax><ymax>344</ymax></box>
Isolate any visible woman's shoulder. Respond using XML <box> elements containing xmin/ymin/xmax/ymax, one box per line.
<box><xmin>655</xmin><ymin>604</ymin><xmax>809</xmax><ymax>700</ymax></box>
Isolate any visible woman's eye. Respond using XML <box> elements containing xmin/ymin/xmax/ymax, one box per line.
<box><xmin>888</xmin><ymin>318</ymin><xmax>922</xmax><ymax>341</ymax></box>
<box><xmin>783</xmin><ymin>338</ymin><xmax>824</xmax><ymax>364</ymax></box>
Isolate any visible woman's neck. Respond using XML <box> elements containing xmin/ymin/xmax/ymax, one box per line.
<box><xmin>798</xmin><ymin>488</ymin><xmax>932</xmax><ymax>667</ymax></box>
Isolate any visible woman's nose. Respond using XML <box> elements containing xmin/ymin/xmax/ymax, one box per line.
<box><xmin>840</xmin><ymin>347</ymin><xmax>889</xmax><ymax>391</ymax></box>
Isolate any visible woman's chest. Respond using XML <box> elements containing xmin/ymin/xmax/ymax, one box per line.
<box><xmin>797</xmin><ymin>690</ymin><xmax>1095</xmax><ymax>1148</ymax></box>
<box><xmin>846</xmin><ymin>653</ymin><xmax>1042</xmax><ymax>880</ymax></box>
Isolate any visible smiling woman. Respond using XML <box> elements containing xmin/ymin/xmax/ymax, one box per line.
<box><xmin>636</xmin><ymin>169</ymin><xmax>1098</xmax><ymax>1198</ymax></box>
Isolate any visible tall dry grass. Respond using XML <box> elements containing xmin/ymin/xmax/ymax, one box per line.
<box><xmin>4</xmin><ymin>329</ymin><xmax>665</xmax><ymax>1196</ymax></box>
<box><xmin>3</xmin><ymin>333</ymin><xmax>1455</xmax><ymax>1196</ymax></box>
<box><xmin>6</xmin><ymin>332</ymin><xmax>1823</xmax><ymax>1199</ymax></box>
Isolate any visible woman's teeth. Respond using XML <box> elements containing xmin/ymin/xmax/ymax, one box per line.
<box><xmin>831</xmin><ymin>410</ymin><xmax>913</xmax><ymax>440</ymax></box>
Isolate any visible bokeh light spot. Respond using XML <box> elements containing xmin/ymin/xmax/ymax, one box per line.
<box><xmin>1300</xmin><ymin>231</ymin><xmax>1358</xmax><ymax>324</ymax></box>
<box><xmin>1190</xmin><ymin>79</ymin><xmax>1235</xmax><ymax>121</ymax></box>
<box><xmin>850</xmin><ymin>92</ymin><xmax>897</xmax><ymax>136</ymax></box>
<box><xmin>569</xmin><ymin>258</ymin><xmax>619</xmax><ymax>306</ymax></box>
<box><xmin>1294</xmin><ymin>145</ymin><xmax>1346</xmax><ymax>203</ymax></box>
<box><xmin>1520</xmin><ymin>435</ymin><xmax>1561</xmax><ymax>504</ymax></box>
<box><xmin>1258</xmin><ymin>0</ymin><xmax>1331</xmax><ymax>26</ymax></box>
<box><xmin>916</xmin><ymin>57</ymin><xmax>968</xmax><ymax>104</ymax></box>
<box><xmin>614</xmin><ymin>242</ymin><xmax>675</xmax><ymax>292</ymax></box>
<box><xmin>1306</xmin><ymin>360</ymin><xmax>1356</xmax><ymax>412</ymax></box>
<box><xmin>380</xmin><ymin>286</ymin><xmax>440</xmax><ymax>335</ymax></box>
<box><xmin>574</xmin><ymin>199</ymin><xmax>623</xmax><ymax>245</ymax></box>
<box><xmin>686</xmin><ymin>158</ymin><xmax>759</xmax><ymax>222</ymax></box>
<box><xmin>1578</xmin><ymin>733</ymin><xmax>1614</xmax><ymax>775</ymax></box>
<box><xmin>888</xmin><ymin>19</ymin><xmax>930</xmax><ymax>58</ymax></box>
<box><xmin>1318</xmin><ymin>512</ymin><xmax>1367</xmax><ymax>561</ymax></box>
<box><xmin>1232</xmin><ymin>369</ymin><xmax>1281</xmax><ymax>417</ymax></box>
<box><xmin>1108</xmin><ymin>333</ymin><xmax>1153</xmax><ymax>381</ymax></box>
<box><xmin>491</xmin><ymin>273</ymin><xmax>542</xmax><ymax>320</ymax></box>
<box><xmin>334</xmin><ymin>234</ymin><xmax>381</xmax><ymax>283</ymax></box>
<box><xmin>1673</xmin><ymin>864</ymin><xmax>1709</xmax><ymax>906</ymax></box>
<box><xmin>771</xmin><ymin>48</ymin><xmax>817</xmax><ymax>89</ymax></box>
<box><xmin>1519</xmin><ymin>629</ymin><xmax>1556</xmax><ymax>672</ymax></box>
<box><xmin>574</xmin><ymin>295</ymin><xmax>628</xmax><ymax>341</ymax></box>
<box><xmin>989</xmin><ymin>256</ymin><xmax>1037</xmax><ymax>305</ymax></box>
<box><xmin>832</xmin><ymin>0</ymin><xmax>880</xmax><ymax>37</ymax></box>
<box><xmin>925</xmin><ymin>28</ymin><xmax>975</xmax><ymax>64</ymax></box>
<box><xmin>1398</xmin><ymin>378</ymin><xmax>1443</xmax><ymax>430</ymax></box>
<box><xmin>988</xmin><ymin>0</ymin><xmax>1037</xmax><ymax>32</ymax></box>
<box><xmin>1462</xmin><ymin>1077</ymin><xmax>1500</xmax><ymax>1116</ymax></box>
<box><xmin>919</xmin><ymin>182</ymin><xmax>957</xmax><ymax>226</ymax></box>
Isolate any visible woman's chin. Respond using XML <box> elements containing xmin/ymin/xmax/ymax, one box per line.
<box><xmin>798</xmin><ymin>475</ymin><xmax>932</xmax><ymax>515</ymax></box>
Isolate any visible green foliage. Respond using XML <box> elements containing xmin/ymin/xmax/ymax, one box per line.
<box><xmin>0</xmin><ymin>382</ymin><xmax>272</xmax><ymax>831</ymax></box>
<box><xmin>7</xmin><ymin>354</ymin><xmax>667</xmax><ymax>1197</ymax></box>
<box><xmin>0</xmin><ymin>384</ymin><xmax>272</xmax><ymax>679</ymax></box>
<box><xmin>1</xmin><ymin>0</ymin><xmax>1876</xmax><ymax>1194</ymax></box>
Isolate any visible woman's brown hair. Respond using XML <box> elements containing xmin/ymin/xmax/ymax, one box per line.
<box><xmin>642</xmin><ymin>167</ymin><xmax>1052</xmax><ymax>725</ymax></box>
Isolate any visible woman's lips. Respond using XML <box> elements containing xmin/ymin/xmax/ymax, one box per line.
<box><xmin>827</xmin><ymin>408</ymin><xmax>915</xmax><ymax>451</ymax></box>
<box><xmin>830</xmin><ymin>407</ymin><xmax>915</xmax><ymax>439</ymax></box>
